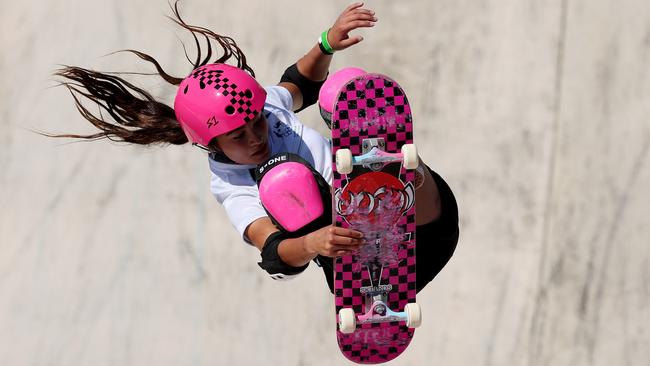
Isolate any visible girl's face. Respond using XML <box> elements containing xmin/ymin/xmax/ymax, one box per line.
<box><xmin>212</xmin><ymin>113</ymin><xmax>270</xmax><ymax>165</ymax></box>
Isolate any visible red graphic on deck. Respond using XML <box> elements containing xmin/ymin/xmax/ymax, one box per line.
<box><xmin>335</xmin><ymin>171</ymin><xmax>414</xmax><ymax>228</ymax></box>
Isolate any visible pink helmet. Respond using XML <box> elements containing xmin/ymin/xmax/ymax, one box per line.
<box><xmin>318</xmin><ymin>67</ymin><xmax>366</xmax><ymax>126</ymax></box>
<box><xmin>174</xmin><ymin>64</ymin><xmax>267</xmax><ymax>146</ymax></box>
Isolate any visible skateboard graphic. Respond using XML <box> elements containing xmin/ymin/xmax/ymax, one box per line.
<box><xmin>331</xmin><ymin>73</ymin><xmax>421</xmax><ymax>364</ymax></box>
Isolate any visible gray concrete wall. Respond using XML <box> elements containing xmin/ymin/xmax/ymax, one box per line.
<box><xmin>1</xmin><ymin>0</ymin><xmax>648</xmax><ymax>365</ymax></box>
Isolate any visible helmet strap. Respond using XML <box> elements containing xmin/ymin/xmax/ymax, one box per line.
<box><xmin>192</xmin><ymin>143</ymin><xmax>211</xmax><ymax>153</ymax></box>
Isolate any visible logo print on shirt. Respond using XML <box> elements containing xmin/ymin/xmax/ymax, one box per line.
<box><xmin>272</xmin><ymin>120</ymin><xmax>293</xmax><ymax>138</ymax></box>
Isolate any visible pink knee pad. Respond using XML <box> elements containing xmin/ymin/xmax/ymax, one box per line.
<box><xmin>257</xmin><ymin>154</ymin><xmax>325</xmax><ymax>233</ymax></box>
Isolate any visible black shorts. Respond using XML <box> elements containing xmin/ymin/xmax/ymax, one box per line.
<box><xmin>314</xmin><ymin>167</ymin><xmax>460</xmax><ymax>294</ymax></box>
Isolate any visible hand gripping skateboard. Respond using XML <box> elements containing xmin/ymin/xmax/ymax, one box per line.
<box><xmin>331</xmin><ymin>73</ymin><xmax>421</xmax><ymax>364</ymax></box>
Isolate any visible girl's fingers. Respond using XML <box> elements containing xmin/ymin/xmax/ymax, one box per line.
<box><xmin>333</xmin><ymin>235</ymin><xmax>363</xmax><ymax>247</ymax></box>
<box><xmin>340</xmin><ymin>21</ymin><xmax>376</xmax><ymax>34</ymax></box>
<box><xmin>344</xmin><ymin>10</ymin><xmax>377</xmax><ymax>21</ymax></box>
<box><xmin>332</xmin><ymin>226</ymin><xmax>364</xmax><ymax>239</ymax></box>
<box><xmin>352</xmin><ymin>8</ymin><xmax>375</xmax><ymax>15</ymax></box>
<box><xmin>339</xmin><ymin>13</ymin><xmax>377</xmax><ymax>27</ymax></box>
<box><xmin>344</xmin><ymin>2</ymin><xmax>365</xmax><ymax>12</ymax></box>
<box><xmin>334</xmin><ymin>245</ymin><xmax>362</xmax><ymax>255</ymax></box>
<box><xmin>338</xmin><ymin>20</ymin><xmax>376</xmax><ymax>34</ymax></box>
<box><xmin>335</xmin><ymin>249</ymin><xmax>356</xmax><ymax>257</ymax></box>
<box><xmin>337</xmin><ymin>36</ymin><xmax>364</xmax><ymax>49</ymax></box>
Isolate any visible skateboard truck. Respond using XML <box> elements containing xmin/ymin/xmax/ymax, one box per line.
<box><xmin>338</xmin><ymin>263</ymin><xmax>422</xmax><ymax>334</ymax></box>
<box><xmin>362</xmin><ymin>138</ymin><xmax>389</xmax><ymax>171</ymax></box>
<box><xmin>338</xmin><ymin>301</ymin><xmax>422</xmax><ymax>334</ymax></box>
<box><xmin>335</xmin><ymin>139</ymin><xmax>418</xmax><ymax>175</ymax></box>
<box><xmin>358</xmin><ymin>299</ymin><xmax>406</xmax><ymax>324</ymax></box>
<box><xmin>362</xmin><ymin>138</ymin><xmax>386</xmax><ymax>155</ymax></box>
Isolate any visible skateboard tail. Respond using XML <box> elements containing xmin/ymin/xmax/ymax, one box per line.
<box><xmin>336</xmin><ymin>326</ymin><xmax>415</xmax><ymax>364</ymax></box>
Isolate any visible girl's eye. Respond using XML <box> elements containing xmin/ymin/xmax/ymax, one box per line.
<box><xmin>255</xmin><ymin>118</ymin><xmax>264</xmax><ymax>127</ymax></box>
<box><xmin>231</xmin><ymin>134</ymin><xmax>243</xmax><ymax>141</ymax></box>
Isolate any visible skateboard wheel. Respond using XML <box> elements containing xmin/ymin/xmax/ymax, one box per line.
<box><xmin>402</xmin><ymin>144</ymin><xmax>419</xmax><ymax>170</ymax></box>
<box><xmin>405</xmin><ymin>303</ymin><xmax>422</xmax><ymax>328</ymax></box>
<box><xmin>335</xmin><ymin>149</ymin><xmax>353</xmax><ymax>175</ymax></box>
<box><xmin>338</xmin><ymin>308</ymin><xmax>357</xmax><ymax>334</ymax></box>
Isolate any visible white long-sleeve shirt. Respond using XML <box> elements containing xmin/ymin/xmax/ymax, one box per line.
<box><xmin>208</xmin><ymin>86</ymin><xmax>332</xmax><ymax>243</ymax></box>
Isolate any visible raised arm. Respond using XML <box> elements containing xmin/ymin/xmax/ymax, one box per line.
<box><xmin>279</xmin><ymin>2</ymin><xmax>378</xmax><ymax>111</ymax></box>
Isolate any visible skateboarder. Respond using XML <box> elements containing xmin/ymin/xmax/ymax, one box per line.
<box><xmin>48</xmin><ymin>2</ymin><xmax>458</xmax><ymax>292</ymax></box>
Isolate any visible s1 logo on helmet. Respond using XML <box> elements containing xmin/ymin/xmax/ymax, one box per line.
<box><xmin>206</xmin><ymin>116</ymin><xmax>219</xmax><ymax>129</ymax></box>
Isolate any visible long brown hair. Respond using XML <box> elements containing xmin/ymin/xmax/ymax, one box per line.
<box><xmin>46</xmin><ymin>1</ymin><xmax>254</xmax><ymax>148</ymax></box>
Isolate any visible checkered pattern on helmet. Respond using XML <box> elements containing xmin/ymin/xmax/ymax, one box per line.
<box><xmin>191</xmin><ymin>68</ymin><xmax>259</xmax><ymax>122</ymax></box>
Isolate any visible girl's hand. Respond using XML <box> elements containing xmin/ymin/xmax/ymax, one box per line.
<box><xmin>327</xmin><ymin>2</ymin><xmax>377</xmax><ymax>51</ymax></box>
<box><xmin>304</xmin><ymin>225</ymin><xmax>365</xmax><ymax>257</ymax></box>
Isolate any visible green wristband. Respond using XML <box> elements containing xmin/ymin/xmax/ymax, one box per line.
<box><xmin>319</xmin><ymin>30</ymin><xmax>334</xmax><ymax>54</ymax></box>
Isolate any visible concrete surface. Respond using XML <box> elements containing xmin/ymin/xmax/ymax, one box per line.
<box><xmin>1</xmin><ymin>0</ymin><xmax>649</xmax><ymax>365</ymax></box>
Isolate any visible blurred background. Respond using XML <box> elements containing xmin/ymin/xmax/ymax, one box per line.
<box><xmin>1</xmin><ymin>0</ymin><xmax>648</xmax><ymax>365</ymax></box>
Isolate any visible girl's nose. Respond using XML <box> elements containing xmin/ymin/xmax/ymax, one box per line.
<box><xmin>247</xmin><ymin>126</ymin><xmax>263</xmax><ymax>146</ymax></box>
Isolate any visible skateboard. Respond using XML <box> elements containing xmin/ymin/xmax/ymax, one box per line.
<box><xmin>331</xmin><ymin>73</ymin><xmax>421</xmax><ymax>364</ymax></box>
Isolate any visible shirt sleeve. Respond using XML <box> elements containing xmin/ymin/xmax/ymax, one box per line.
<box><xmin>298</xmin><ymin>124</ymin><xmax>333</xmax><ymax>185</ymax></box>
<box><xmin>210</xmin><ymin>171</ymin><xmax>268</xmax><ymax>244</ymax></box>
<box><xmin>317</xmin><ymin>135</ymin><xmax>332</xmax><ymax>185</ymax></box>
<box><xmin>264</xmin><ymin>86</ymin><xmax>294</xmax><ymax>111</ymax></box>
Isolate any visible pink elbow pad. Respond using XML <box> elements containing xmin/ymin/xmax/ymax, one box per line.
<box><xmin>256</xmin><ymin>154</ymin><xmax>326</xmax><ymax>233</ymax></box>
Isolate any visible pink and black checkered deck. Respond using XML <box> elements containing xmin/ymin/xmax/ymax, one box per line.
<box><xmin>332</xmin><ymin>74</ymin><xmax>417</xmax><ymax>364</ymax></box>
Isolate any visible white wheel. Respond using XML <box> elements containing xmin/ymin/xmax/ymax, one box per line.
<box><xmin>338</xmin><ymin>308</ymin><xmax>357</xmax><ymax>334</ymax></box>
<box><xmin>402</xmin><ymin>144</ymin><xmax>419</xmax><ymax>170</ymax></box>
<box><xmin>405</xmin><ymin>303</ymin><xmax>422</xmax><ymax>328</ymax></box>
<box><xmin>336</xmin><ymin>148</ymin><xmax>353</xmax><ymax>175</ymax></box>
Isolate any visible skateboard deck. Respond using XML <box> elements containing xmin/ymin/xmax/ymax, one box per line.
<box><xmin>331</xmin><ymin>73</ymin><xmax>418</xmax><ymax>364</ymax></box>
